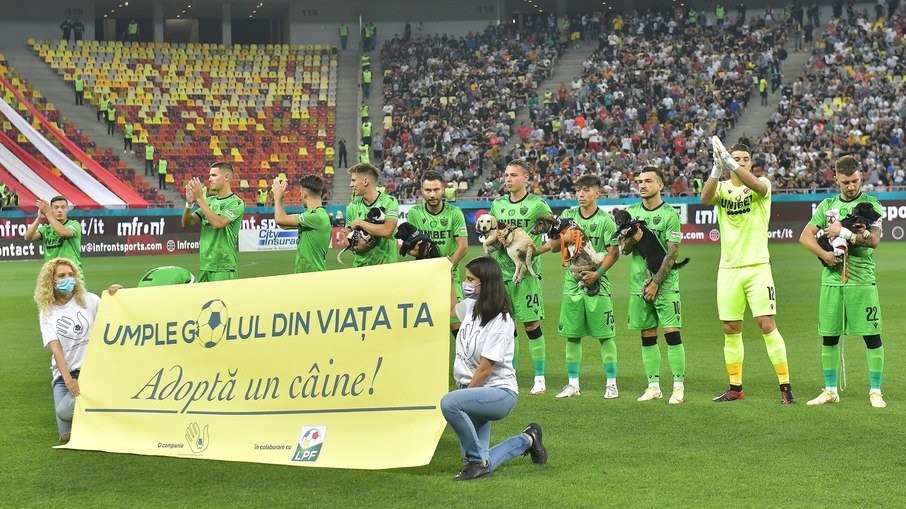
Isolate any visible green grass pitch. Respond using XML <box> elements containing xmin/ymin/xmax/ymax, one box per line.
<box><xmin>2</xmin><ymin>243</ymin><xmax>904</xmax><ymax>507</ymax></box>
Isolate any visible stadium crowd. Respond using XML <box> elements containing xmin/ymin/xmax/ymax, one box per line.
<box><xmin>756</xmin><ymin>10</ymin><xmax>904</xmax><ymax>191</ymax></box>
<box><xmin>377</xmin><ymin>18</ymin><xmax>564</xmax><ymax>203</ymax></box>
<box><xmin>480</xmin><ymin>7</ymin><xmax>794</xmax><ymax>200</ymax></box>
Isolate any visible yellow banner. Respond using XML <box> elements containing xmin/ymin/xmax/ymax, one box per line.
<box><xmin>63</xmin><ymin>259</ymin><xmax>451</xmax><ymax>469</ymax></box>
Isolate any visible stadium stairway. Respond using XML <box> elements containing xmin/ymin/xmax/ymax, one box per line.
<box><xmin>1</xmin><ymin>45</ymin><xmax>184</xmax><ymax>205</ymax></box>
<box><xmin>722</xmin><ymin>20</ymin><xmax>827</xmax><ymax>147</ymax></box>
<box><xmin>330</xmin><ymin>48</ymin><xmax>371</xmax><ymax>205</ymax></box>
<box><xmin>461</xmin><ymin>40</ymin><xmax>598</xmax><ymax>200</ymax></box>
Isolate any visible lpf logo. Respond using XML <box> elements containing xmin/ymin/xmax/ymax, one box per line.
<box><xmin>291</xmin><ymin>426</ymin><xmax>327</xmax><ymax>462</ymax></box>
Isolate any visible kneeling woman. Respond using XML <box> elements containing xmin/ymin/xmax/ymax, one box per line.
<box><xmin>34</xmin><ymin>258</ymin><xmax>100</xmax><ymax>442</ymax></box>
<box><xmin>440</xmin><ymin>257</ymin><xmax>548</xmax><ymax>481</ymax></box>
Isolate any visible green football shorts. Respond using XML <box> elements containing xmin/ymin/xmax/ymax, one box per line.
<box><xmin>558</xmin><ymin>291</ymin><xmax>615</xmax><ymax>339</ymax></box>
<box><xmin>627</xmin><ymin>291</ymin><xmax>682</xmax><ymax>330</ymax></box>
<box><xmin>818</xmin><ymin>284</ymin><xmax>882</xmax><ymax>336</ymax></box>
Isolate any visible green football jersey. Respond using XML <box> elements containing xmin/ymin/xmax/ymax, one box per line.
<box><xmin>560</xmin><ymin>206</ymin><xmax>617</xmax><ymax>295</ymax></box>
<box><xmin>345</xmin><ymin>192</ymin><xmax>399</xmax><ymax>267</ymax></box>
<box><xmin>809</xmin><ymin>192</ymin><xmax>883</xmax><ymax>286</ymax></box>
<box><xmin>294</xmin><ymin>207</ymin><xmax>331</xmax><ymax>273</ymax></box>
<box><xmin>489</xmin><ymin>193</ymin><xmax>552</xmax><ymax>279</ymax></box>
<box><xmin>38</xmin><ymin>219</ymin><xmax>82</xmax><ymax>273</ymax></box>
<box><xmin>405</xmin><ymin>202</ymin><xmax>467</xmax><ymax>264</ymax></box>
<box><xmin>624</xmin><ymin>202</ymin><xmax>682</xmax><ymax>294</ymax></box>
<box><xmin>715</xmin><ymin>177</ymin><xmax>771</xmax><ymax>268</ymax></box>
<box><xmin>196</xmin><ymin>193</ymin><xmax>245</xmax><ymax>272</ymax></box>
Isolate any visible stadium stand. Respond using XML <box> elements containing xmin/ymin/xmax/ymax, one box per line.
<box><xmin>755</xmin><ymin>12</ymin><xmax>904</xmax><ymax>192</ymax></box>
<box><xmin>486</xmin><ymin>9</ymin><xmax>793</xmax><ymax>199</ymax></box>
<box><xmin>34</xmin><ymin>40</ymin><xmax>337</xmax><ymax>206</ymax></box>
<box><xmin>378</xmin><ymin>20</ymin><xmax>564</xmax><ymax>202</ymax></box>
<box><xmin>0</xmin><ymin>54</ymin><xmax>156</xmax><ymax>207</ymax></box>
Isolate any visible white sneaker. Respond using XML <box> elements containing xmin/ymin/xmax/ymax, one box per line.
<box><xmin>637</xmin><ymin>386</ymin><xmax>663</xmax><ymax>401</ymax></box>
<box><xmin>806</xmin><ymin>390</ymin><xmax>840</xmax><ymax>405</ymax></box>
<box><xmin>869</xmin><ymin>391</ymin><xmax>887</xmax><ymax>408</ymax></box>
<box><xmin>530</xmin><ymin>376</ymin><xmax>546</xmax><ymax>395</ymax></box>
<box><xmin>555</xmin><ymin>384</ymin><xmax>580</xmax><ymax>398</ymax></box>
<box><xmin>604</xmin><ymin>384</ymin><xmax>619</xmax><ymax>399</ymax></box>
<box><xmin>669</xmin><ymin>387</ymin><xmax>685</xmax><ymax>404</ymax></box>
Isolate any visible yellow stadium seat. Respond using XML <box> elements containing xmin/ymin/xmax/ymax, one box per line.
<box><xmin>166</xmin><ymin>174</ymin><xmax>175</xmax><ymax>183</ymax></box>
<box><xmin>240</xmin><ymin>179</ymin><xmax>250</xmax><ymax>188</ymax></box>
<box><xmin>258</xmin><ymin>179</ymin><xmax>268</xmax><ymax>188</ymax></box>
<box><xmin>277</xmin><ymin>172</ymin><xmax>287</xmax><ymax>181</ymax></box>
<box><xmin>324</xmin><ymin>166</ymin><xmax>334</xmax><ymax>176</ymax></box>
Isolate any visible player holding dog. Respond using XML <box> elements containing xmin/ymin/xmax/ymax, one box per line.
<box><xmin>405</xmin><ymin>170</ymin><xmax>469</xmax><ymax>297</ymax></box>
<box><xmin>490</xmin><ymin>159</ymin><xmax>553</xmax><ymax>395</ymax></box>
<box><xmin>798</xmin><ymin>155</ymin><xmax>886</xmax><ymax>408</ymax></box>
<box><xmin>344</xmin><ymin>163</ymin><xmax>399</xmax><ymax>267</ymax></box>
<box><xmin>701</xmin><ymin>139</ymin><xmax>795</xmax><ymax>404</ymax></box>
<box><xmin>624</xmin><ymin>167</ymin><xmax>687</xmax><ymax>404</ymax></box>
<box><xmin>545</xmin><ymin>175</ymin><xmax>621</xmax><ymax>400</ymax></box>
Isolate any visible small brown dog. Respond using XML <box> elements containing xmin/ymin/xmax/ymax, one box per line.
<box><xmin>475</xmin><ymin>213</ymin><xmax>539</xmax><ymax>284</ymax></box>
<box><xmin>533</xmin><ymin>214</ymin><xmax>605</xmax><ymax>295</ymax></box>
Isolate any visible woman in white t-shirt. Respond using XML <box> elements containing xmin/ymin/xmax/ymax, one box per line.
<box><xmin>34</xmin><ymin>258</ymin><xmax>101</xmax><ymax>443</ymax></box>
<box><xmin>440</xmin><ymin>257</ymin><xmax>548</xmax><ymax>481</ymax></box>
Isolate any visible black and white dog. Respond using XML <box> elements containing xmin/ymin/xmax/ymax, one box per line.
<box><xmin>815</xmin><ymin>202</ymin><xmax>882</xmax><ymax>266</ymax></box>
<box><xmin>612</xmin><ymin>208</ymin><xmax>690</xmax><ymax>276</ymax></box>
<box><xmin>395</xmin><ymin>222</ymin><xmax>441</xmax><ymax>259</ymax></box>
<box><xmin>337</xmin><ymin>207</ymin><xmax>386</xmax><ymax>263</ymax></box>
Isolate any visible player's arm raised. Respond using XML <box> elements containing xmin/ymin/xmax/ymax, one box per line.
<box><xmin>182</xmin><ymin>180</ymin><xmax>201</xmax><ymax>227</ymax></box>
<box><xmin>700</xmin><ymin>164</ymin><xmax>720</xmax><ymax>205</ymax></box>
<box><xmin>271</xmin><ymin>178</ymin><xmax>296</xmax><ymax>228</ymax></box>
<box><xmin>733</xmin><ymin>164</ymin><xmax>769</xmax><ymax>197</ymax></box>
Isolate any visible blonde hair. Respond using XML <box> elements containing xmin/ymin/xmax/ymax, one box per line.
<box><xmin>34</xmin><ymin>258</ymin><xmax>86</xmax><ymax>314</ymax></box>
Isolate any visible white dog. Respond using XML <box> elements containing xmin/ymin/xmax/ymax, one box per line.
<box><xmin>475</xmin><ymin>214</ymin><xmax>539</xmax><ymax>285</ymax></box>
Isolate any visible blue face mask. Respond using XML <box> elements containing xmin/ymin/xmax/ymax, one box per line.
<box><xmin>55</xmin><ymin>277</ymin><xmax>76</xmax><ymax>295</ymax></box>
<box><xmin>462</xmin><ymin>281</ymin><xmax>479</xmax><ymax>297</ymax></box>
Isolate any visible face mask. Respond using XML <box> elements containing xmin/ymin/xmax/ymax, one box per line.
<box><xmin>462</xmin><ymin>281</ymin><xmax>478</xmax><ymax>297</ymax></box>
<box><xmin>55</xmin><ymin>277</ymin><xmax>76</xmax><ymax>295</ymax></box>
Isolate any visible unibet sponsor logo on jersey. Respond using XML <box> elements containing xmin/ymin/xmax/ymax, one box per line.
<box><xmin>102</xmin><ymin>299</ymin><xmax>435</xmax><ymax>348</ymax></box>
<box><xmin>719</xmin><ymin>190</ymin><xmax>753</xmax><ymax>216</ymax></box>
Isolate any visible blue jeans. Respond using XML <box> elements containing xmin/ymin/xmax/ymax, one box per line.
<box><xmin>52</xmin><ymin>372</ymin><xmax>78</xmax><ymax>437</ymax></box>
<box><xmin>440</xmin><ymin>386</ymin><xmax>529</xmax><ymax>471</ymax></box>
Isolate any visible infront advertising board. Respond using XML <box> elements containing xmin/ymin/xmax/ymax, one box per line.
<box><xmin>4</xmin><ymin>199</ymin><xmax>906</xmax><ymax>262</ymax></box>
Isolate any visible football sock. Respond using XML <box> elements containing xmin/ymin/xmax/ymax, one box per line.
<box><xmin>667</xmin><ymin>344</ymin><xmax>686</xmax><ymax>383</ymax></box>
<box><xmin>598</xmin><ymin>337</ymin><xmax>617</xmax><ymax>381</ymax></box>
<box><xmin>867</xmin><ymin>346</ymin><xmax>884</xmax><ymax>390</ymax></box>
<box><xmin>763</xmin><ymin>328</ymin><xmax>790</xmax><ymax>384</ymax></box>
<box><xmin>565</xmin><ymin>338</ymin><xmax>582</xmax><ymax>381</ymax></box>
<box><xmin>821</xmin><ymin>343</ymin><xmax>840</xmax><ymax>389</ymax></box>
<box><xmin>641</xmin><ymin>343</ymin><xmax>661</xmax><ymax>385</ymax></box>
<box><xmin>528</xmin><ymin>333</ymin><xmax>546</xmax><ymax>377</ymax></box>
<box><xmin>723</xmin><ymin>333</ymin><xmax>744</xmax><ymax>386</ymax></box>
